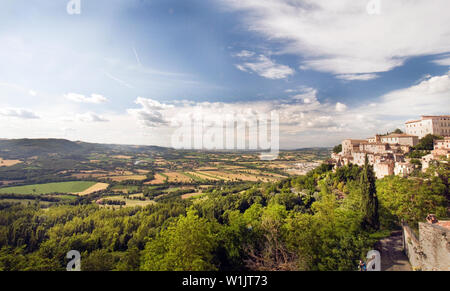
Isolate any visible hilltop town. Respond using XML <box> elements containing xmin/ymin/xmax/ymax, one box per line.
<box><xmin>331</xmin><ymin>115</ymin><xmax>450</xmax><ymax>179</ymax></box>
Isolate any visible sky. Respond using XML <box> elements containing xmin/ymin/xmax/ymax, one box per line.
<box><xmin>0</xmin><ymin>0</ymin><xmax>449</xmax><ymax>149</ymax></box>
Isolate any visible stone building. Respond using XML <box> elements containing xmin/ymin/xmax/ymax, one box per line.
<box><xmin>421</xmin><ymin>153</ymin><xmax>434</xmax><ymax>172</ymax></box>
<box><xmin>359</xmin><ymin>142</ymin><xmax>389</xmax><ymax>154</ymax></box>
<box><xmin>373</xmin><ymin>161</ymin><xmax>395</xmax><ymax>179</ymax></box>
<box><xmin>394</xmin><ymin>162</ymin><xmax>415</xmax><ymax>177</ymax></box>
<box><xmin>405</xmin><ymin>115</ymin><xmax>450</xmax><ymax>138</ymax></box>
<box><xmin>334</xmin><ymin>133</ymin><xmax>416</xmax><ymax>178</ymax></box>
<box><xmin>332</xmin><ymin>115</ymin><xmax>450</xmax><ymax>178</ymax></box>
<box><xmin>380</xmin><ymin>133</ymin><xmax>419</xmax><ymax>147</ymax></box>
<box><xmin>432</xmin><ymin>137</ymin><xmax>450</xmax><ymax>158</ymax></box>
<box><xmin>342</xmin><ymin>139</ymin><xmax>367</xmax><ymax>155</ymax></box>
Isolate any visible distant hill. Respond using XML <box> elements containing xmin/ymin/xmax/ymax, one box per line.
<box><xmin>0</xmin><ymin>138</ymin><xmax>169</xmax><ymax>159</ymax></box>
<box><xmin>0</xmin><ymin>138</ymin><xmax>331</xmax><ymax>160</ymax></box>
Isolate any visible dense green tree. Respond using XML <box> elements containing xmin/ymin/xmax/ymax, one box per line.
<box><xmin>140</xmin><ymin>208</ymin><xmax>220</xmax><ymax>271</ymax></box>
<box><xmin>360</xmin><ymin>155</ymin><xmax>379</xmax><ymax>231</ymax></box>
<box><xmin>377</xmin><ymin>169</ymin><xmax>447</xmax><ymax>228</ymax></box>
<box><xmin>414</xmin><ymin>134</ymin><xmax>443</xmax><ymax>151</ymax></box>
<box><xmin>0</xmin><ymin>156</ymin><xmax>446</xmax><ymax>271</ymax></box>
<box><xmin>332</xmin><ymin>144</ymin><xmax>342</xmax><ymax>154</ymax></box>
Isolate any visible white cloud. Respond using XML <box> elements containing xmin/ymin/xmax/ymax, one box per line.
<box><xmin>305</xmin><ymin>116</ymin><xmax>335</xmax><ymax>129</ymax></box>
<box><xmin>127</xmin><ymin>97</ymin><xmax>174</xmax><ymax>127</ymax></box>
<box><xmin>28</xmin><ymin>90</ymin><xmax>37</xmax><ymax>96</ymax></box>
<box><xmin>336</xmin><ymin>73</ymin><xmax>379</xmax><ymax>81</ymax></box>
<box><xmin>222</xmin><ymin>0</ymin><xmax>450</xmax><ymax>77</ymax></box>
<box><xmin>365</xmin><ymin>71</ymin><xmax>450</xmax><ymax>116</ymax></box>
<box><xmin>432</xmin><ymin>55</ymin><xmax>450</xmax><ymax>66</ymax></box>
<box><xmin>233</xmin><ymin>50</ymin><xmax>255</xmax><ymax>58</ymax></box>
<box><xmin>65</xmin><ymin>93</ymin><xmax>108</xmax><ymax>104</ymax></box>
<box><xmin>2</xmin><ymin>73</ymin><xmax>448</xmax><ymax>149</ymax></box>
<box><xmin>0</xmin><ymin>108</ymin><xmax>39</xmax><ymax>119</ymax></box>
<box><xmin>235</xmin><ymin>54</ymin><xmax>294</xmax><ymax>79</ymax></box>
<box><xmin>291</xmin><ymin>87</ymin><xmax>318</xmax><ymax>104</ymax></box>
<box><xmin>75</xmin><ymin>112</ymin><xmax>109</xmax><ymax>123</ymax></box>
<box><xmin>335</xmin><ymin>102</ymin><xmax>347</xmax><ymax>112</ymax></box>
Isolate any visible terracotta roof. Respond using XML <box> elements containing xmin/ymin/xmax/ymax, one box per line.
<box><xmin>406</xmin><ymin>115</ymin><xmax>450</xmax><ymax>124</ymax></box>
<box><xmin>405</xmin><ymin>119</ymin><xmax>421</xmax><ymax>124</ymax></box>
<box><xmin>422</xmin><ymin>115</ymin><xmax>450</xmax><ymax>119</ymax></box>
<box><xmin>436</xmin><ymin>221</ymin><xmax>450</xmax><ymax>230</ymax></box>
<box><xmin>344</xmin><ymin>139</ymin><xmax>368</xmax><ymax>144</ymax></box>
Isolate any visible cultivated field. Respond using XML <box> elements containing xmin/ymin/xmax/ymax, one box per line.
<box><xmin>0</xmin><ymin>158</ymin><xmax>22</xmax><ymax>167</ymax></box>
<box><xmin>145</xmin><ymin>173</ymin><xmax>167</xmax><ymax>185</ymax></box>
<box><xmin>74</xmin><ymin>182</ymin><xmax>109</xmax><ymax>196</ymax></box>
<box><xmin>111</xmin><ymin>185</ymin><xmax>140</xmax><ymax>193</ymax></box>
<box><xmin>98</xmin><ymin>195</ymin><xmax>155</xmax><ymax>208</ymax></box>
<box><xmin>108</xmin><ymin>175</ymin><xmax>147</xmax><ymax>182</ymax></box>
<box><xmin>0</xmin><ymin>139</ymin><xmax>330</xmax><ymax>209</ymax></box>
<box><xmin>181</xmin><ymin>191</ymin><xmax>204</xmax><ymax>199</ymax></box>
<box><xmin>0</xmin><ymin>181</ymin><xmax>97</xmax><ymax>195</ymax></box>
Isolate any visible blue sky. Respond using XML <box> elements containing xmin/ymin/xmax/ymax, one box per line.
<box><xmin>0</xmin><ymin>0</ymin><xmax>449</xmax><ymax>148</ymax></box>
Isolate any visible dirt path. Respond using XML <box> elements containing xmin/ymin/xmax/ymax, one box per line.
<box><xmin>379</xmin><ymin>230</ymin><xmax>412</xmax><ymax>271</ymax></box>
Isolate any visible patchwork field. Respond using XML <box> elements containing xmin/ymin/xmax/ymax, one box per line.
<box><xmin>145</xmin><ymin>173</ymin><xmax>167</xmax><ymax>185</ymax></box>
<box><xmin>98</xmin><ymin>195</ymin><xmax>155</xmax><ymax>208</ymax></box>
<box><xmin>74</xmin><ymin>182</ymin><xmax>109</xmax><ymax>196</ymax></box>
<box><xmin>164</xmin><ymin>172</ymin><xmax>194</xmax><ymax>183</ymax></box>
<box><xmin>0</xmin><ymin>158</ymin><xmax>22</xmax><ymax>167</ymax></box>
<box><xmin>0</xmin><ymin>140</ymin><xmax>330</xmax><ymax>210</ymax></box>
<box><xmin>108</xmin><ymin>175</ymin><xmax>147</xmax><ymax>182</ymax></box>
<box><xmin>0</xmin><ymin>181</ymin><xmax>97</xmax><ymax>195</ymax></box>
<box><xmin>111</xmin><ymin>155</ymin><xmax>133</xmax><ymax>159</ymax></box>
<box><xmin>144</xmin><ymin>168</ymin><xmax>287</xmax><ymax>184</ymax></box>
<box><xmin>181</xmin><ymin>191</ymin><xmax>204</xmax><ymax>199</ymax></box>
<box><xmin>111</xmin><ymin>185</ymin><xmax>140</xmax><ymax>193</ymax></box>
<box><xmin>184</xmin><ymin>171</ymin><xmax>219</xmax><ymax>181</ymax></box>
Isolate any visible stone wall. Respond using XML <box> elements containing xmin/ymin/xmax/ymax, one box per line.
<box><xmin>418</xmin><ymin>222</ymin><xmax>450</xmax><ymax>271</ymax></box>
<box><xmin>402</xmin><ymin>222</ymin><xmax>450</xmax><ymax>271</ymax></box>
<box><xmin>402</xmin><ymin>223</ymin><xmax>422</xmax><ymax>269</ymax></box>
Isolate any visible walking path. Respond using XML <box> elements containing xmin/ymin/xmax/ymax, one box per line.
<box><xmin>379</xmin><ymin>230</ymin><xmax>412</xmax><ymax>271</ymax></box>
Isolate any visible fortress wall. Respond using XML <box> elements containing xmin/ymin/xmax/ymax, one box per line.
<box><xmin>402</xmin><ymin>221</ymin><xmax>450</xmax><ymax>271</ymax></box>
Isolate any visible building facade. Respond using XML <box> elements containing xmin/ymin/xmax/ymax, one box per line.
<box><xmin>380</xmin><ymin>134</ymin><xmax>419</xmax><ymax>147</ymax></box>
<box><xmin>333</xmin><ymin>115</ymin><xmax>449</xmax><ymax>179</ymax></box>
<box><xmin>432</xmin><ymin>137</ymin><xmax>450</xmax><ymax>158</ymax></box>
<box><xmin>405</xmin><ymin>115</ymin><xmax>450</xmax><ymax>138</ymax></box>
<box><xmin>342</xmin><ymin>139</ymin><xmax>367</xmax><ymax>155</ymax></box>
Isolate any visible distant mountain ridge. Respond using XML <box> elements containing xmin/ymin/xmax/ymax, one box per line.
<box><xmin>0</xmin><ymin>138</ymin><xmax>168</xmax><ymax>159</ymax></box>
<box><xmin>0</xmin><ymin>138</ymin><xmax>331</xmax><ymax>160</ymax></box>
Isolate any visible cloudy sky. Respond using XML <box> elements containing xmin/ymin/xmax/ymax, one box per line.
<box><xmin>0</xmin><ymin>0</ymin><xmax>449</xmax><ymax>148</ymax></box>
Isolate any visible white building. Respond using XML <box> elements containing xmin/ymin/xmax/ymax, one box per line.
<box><xmin>394</xmin><ymin>162</ymin><xmax>415</xmax><ymax>177</ymax></box>
<box><xmin>380</xmin><ymin>134</ymin><xmax>419</xmax><ymax>147</ymax></box>
<box><xmin>405</xmin><ymin>115</ymin><xmax>450</xmax><ymax>139</ymax></box>
<box><xmin>421</xmin><ymin>153</ymin><xmax>434</xmax><ymax>172</ymax></box>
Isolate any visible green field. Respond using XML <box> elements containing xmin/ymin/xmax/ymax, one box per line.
<box><xmin>0</xmin><ymin>181</ymin><xmax>97</xmax><ymax>195</ymax></box>
<box><xmin>111</xmin><ymin>185</ymin><xmax>140</xmax><ymax>193</ymax></box>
